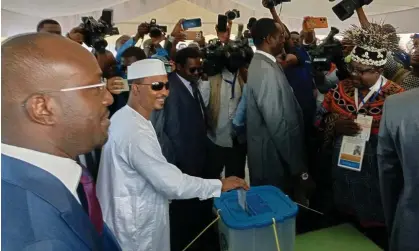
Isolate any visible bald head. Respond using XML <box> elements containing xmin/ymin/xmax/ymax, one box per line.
<box><xmin>2</xmin><ymin>33</ymin><xmax>101</xmax><ymax>104</ymax></box>
<box><xmin>2</xmin><ymin>32</ymin><xmax>113</xmax><ymax>158</ymax></box>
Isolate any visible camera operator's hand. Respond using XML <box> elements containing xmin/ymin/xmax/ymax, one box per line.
<box><xmin>106</xmin><ymin>77</ymin><xmax>125</xmax><ymax>95</ymax></box>
<box><xmin>67</xmin><ymin>27</ymin><xmax>85</xmax><ymax>44</ymax></box>
<box><xmin>335</xmin><ymin>119</ymin><xmax>361</xmax><ymax>136</ymax></box>
<box><xmin>221</xmin><ymin>176</ymin><xmax>249</xmax><ymax>192</ymax></box>
<box><xmin>171</xmin><ymin>19</ymin><xmax>185</xmax><ymax>37</ymax></box>
<box><xmin>173</xmin><ymin>32</ymin><xmax>187</xmax><ymax>42</ymax></box>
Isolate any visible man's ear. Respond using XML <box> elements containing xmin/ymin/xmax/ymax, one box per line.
<box><xmin>25</xmin><ymin>94</ymin><xmax>57</xmax><ymax>126</ymax></box>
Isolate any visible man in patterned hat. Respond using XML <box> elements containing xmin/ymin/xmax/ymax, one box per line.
<box><xmin>315</xmin><ymin>24</ymin><xmax>404</xmax><ymax>249</ymax></box>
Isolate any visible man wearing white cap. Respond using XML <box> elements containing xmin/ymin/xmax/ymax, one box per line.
<box><xmin>96</xmin><ymin>59</ymin><xmax>248</xmax><ymax>251</ymax></box>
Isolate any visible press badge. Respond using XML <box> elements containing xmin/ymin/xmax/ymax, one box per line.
<box><xmin>355</xmin><ymin>115</ymin><xmax>373</xmax><ymax>141</ymax></box>
<box><xmin>337</xmin><ymin>136</ymin><xmax>366</xmax><ymax>172</ymax></box>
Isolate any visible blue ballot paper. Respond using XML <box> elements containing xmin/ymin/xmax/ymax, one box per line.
<box><xmin>238</xmin><ymin>189</ymin><xmax>247</xmax><ymax>212</ymax></box>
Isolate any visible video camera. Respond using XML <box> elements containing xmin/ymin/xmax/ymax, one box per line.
<box><xmin>200</xmin><ymin>38</ymin><xmax>253</xmax><ymax>76</ymax></box>
<box><xmin>265</xmin><ymin>0</ymin><xmax>291</xmax><ymax>9</ymax></box>
<box><xmin>149</xmin><ymin>19</ymin><xmax>168</xmax><ymax>33</ymax></box>
<box><xmin>80</xmin><ymin>9</ymin><xmax>119</xmax><ymax>53</ymax></box>
<box><xmin>225</xmin><ymin>9</ymin><xmax>240</xmax><ymax>20</ymax></box>
<box><xmin>332</xmin><ymin>0</ymin><xmax>373</xmax><ymax>21</ymax></box>
<box><xmin>309</xmin><ymin>27</ymin><xmax>350</xmax><ymax>80</ymax></box>
<box><xmin>309</xmin><ymin>27</ymin><xmax>342</xmax><ymax>71</ymax></box>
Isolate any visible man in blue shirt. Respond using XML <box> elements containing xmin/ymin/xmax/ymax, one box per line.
<box><xmin>115</xmin><ymin>23</ymin><xmax>149</xmax><ymax>77</ymax></box>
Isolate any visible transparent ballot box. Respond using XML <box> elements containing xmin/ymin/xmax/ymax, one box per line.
<box><xmin>214</xmin><ymin>186</ymin><xmax>298</xmax><ymax>251</ymax></box>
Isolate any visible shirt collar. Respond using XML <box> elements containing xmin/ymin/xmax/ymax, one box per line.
<box><xmin>255</xmin><ymin>50</ymin><xmax>277</xmax><ymax>63</ymax></box>
<box><xmin>370</xmin><ymin>75</ymin><xmax>387</xmax><ymax>92</ymax></box>
<box><xmin>176</xmin><ymin>73</ymin><xmax>191</xmax><ymax>86</ymax></box>
<box><xmin>1</xmin><ymin>143</ymin><xmax>81</xmax><ymax>198</ymax></box>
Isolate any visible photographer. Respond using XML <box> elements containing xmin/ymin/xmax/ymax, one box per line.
<box><xmin>204</xmin><ymin>34</ymin><xmax>250</xmax><ymax>181</ymax></box>
<box><xmin>115</xmin><ymin>23</ymin><xmax>149</xmax><ymax>77</ymax></box>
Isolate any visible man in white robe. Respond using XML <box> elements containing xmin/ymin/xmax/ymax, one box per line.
<box><xmin>96</xmin><ymin>59</ymin><xmax>248</xmax><ymax>251</ymax></box>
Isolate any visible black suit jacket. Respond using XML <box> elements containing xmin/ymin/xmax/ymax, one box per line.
<box><xmin>152</xmin><ymin>72</ymin><xmax>208</xmax><ymax>177</ymax></box>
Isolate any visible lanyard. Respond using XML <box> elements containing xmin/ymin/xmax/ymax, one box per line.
<box><xmin>223</xmin><ymin>72</ymin><xmax>238</xmax><ymax>99</ymax></box>
<box><xmin>354</xmin><ymin>77</ymin><xmax>384</xmax><ymax>112</ymax></box>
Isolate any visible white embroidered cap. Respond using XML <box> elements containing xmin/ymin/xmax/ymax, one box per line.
<box><xmin>127</xmin><ymin>59</ymin><xmax>167</xmax><ymax>80</ymax></box>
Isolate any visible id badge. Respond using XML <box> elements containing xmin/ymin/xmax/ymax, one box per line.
<box><xmin>355</xmin><ymin>115</ymin><xmax>373</xmax><ymax>141</ymax></box>
<box><xmin>337</xmin><ymin>136</ymin><xmax>366</xmax><ymax>172</ymax></box>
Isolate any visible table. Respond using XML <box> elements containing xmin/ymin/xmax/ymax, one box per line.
<box><xmin>295</xmin><ymin>224</ymin><xmax>383</xmax><ymax>251</ymax></box>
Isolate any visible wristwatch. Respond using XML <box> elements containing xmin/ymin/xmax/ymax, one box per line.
<box><xmin>301</xmin><ymin>172</ymin><xmax>309</xmax><ymax>181</ymax></box>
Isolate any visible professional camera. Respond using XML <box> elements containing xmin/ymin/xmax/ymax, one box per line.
<box><xmin>265</xmin><ymin>0</ymin><xmax>291</xmax><ymax>9</ymax></box>
<box><xmin>200</xmin><ymin>39</ymin><xmax>225</xmax><ymax>76</ymax></box>
<box><xmin>200</xmin><ymin>38</ymin><xmax>253</xmax><ymax>76</ymax></box>
<box><xmin>309</xmin><ymin>27</ymin><xmax>342</xmax><ymax>72</ymax></box>
<box><xmin>80</xmin><ymin>9</ymin><xmax>119</xmax><ymax>53</ymax></box>
<box><xmin>332</xmin><ymin>0</ymin><xmax>373</xmax><ymax>21</ymax></box>
<box><xmin>149</xmin><ymin>19</ymin><xmax>168</xmax><ymax>33</ymax></box>
<box><xmin>309</xmin><ymin>27</ymin><xmax>350</xmax><ymax>80</ymax></box>
<box><xmin>225</xmin><ymin>9</ymin><xmax>240</xmax><ymax>20</ymax></box>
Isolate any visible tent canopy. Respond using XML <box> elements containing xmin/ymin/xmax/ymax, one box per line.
<box><xmin>2</xmin><ymin>0</ymin><xmax>419</xmax><ymax>37</ymax></box>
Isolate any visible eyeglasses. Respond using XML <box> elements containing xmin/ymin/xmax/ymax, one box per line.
<box><xmin>136</xmin><ymin>81</ymin><xmax>170</xmax><ymax>91</ymax></box>
<box><xmin>21</xmin><ymin>82</ymin><xmax>107</xmax><ymax>107</ymax></box>
<box><xmin>348</xmin><ymin>66</ymin><xmax>376</xmax><ymax>75</ymax></box>
<box><xmin>189</xmin><ymin>67</ymin><xmax>203</xmax><ymax>74</ymax></box>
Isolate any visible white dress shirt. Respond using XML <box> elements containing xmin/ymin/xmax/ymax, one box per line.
<box><xmin>1</xmin><ymin>143</ymin><xmax>81</xmax><ymax>202</ymax></box>
<box><xmin>255</xmin><ymin>50</ymin><xmax>277</xmax><ymax>63</ymax></box>
<box><xmin>96</xmin><ymin>105</ymin><xmax>222</xmax><ymax>251</ymax></box>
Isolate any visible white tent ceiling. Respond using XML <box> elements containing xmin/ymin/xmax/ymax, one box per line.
<box><xmin>2</xmin><ymin>0</ymin><xmax>419</xmax><ymax>37</ymax></box>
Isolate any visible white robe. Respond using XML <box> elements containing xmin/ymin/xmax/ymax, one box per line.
<box><xmin>96</xmin><ymin>105</ymin><xmax>222</xmax><ymax>251</ymax></box>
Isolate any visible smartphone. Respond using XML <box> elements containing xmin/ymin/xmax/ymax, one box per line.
<box><xmin>101</xmin><ymin>9</ymin><xmax>114</xmax><ymax>25</ymax></box>
<box><xmin>248</xmin><ymin>38</ymin><xmax>254</xmax><ymax>47</ymax></box>
<box><xmin>182</xmin><ymin>18</ymin><xmax>202</xmax><ymax>29</ymax></box>
<box><xmin>184</xmin><ymin>31</ymin><xmax>202</xmax><ymax>40</ymax></box>
<box><xmin>217</xmin><ymin>15</ymin><xmax>228</xmax><ymax>32</ymax></box>
<box><xmin>306</xmin><ymin>17</ymin><xmax>328</xmax><ymax>30</ymax></box>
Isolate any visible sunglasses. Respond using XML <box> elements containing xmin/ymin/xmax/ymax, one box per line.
<box><xmin>139</xmin><ymin>81</ymin><xmax>170</xmax><ymax>91</ymax></box>
<box><xmin>189</xmin><ymin>67</ymin><xmax>203</xmax><ymax>74</ymax></box>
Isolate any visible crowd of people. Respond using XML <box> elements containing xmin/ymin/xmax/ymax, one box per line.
<box><xmin>2</xmin><ymin>1</ymin><xmax>419</xmax><ymax>251</ymax></box>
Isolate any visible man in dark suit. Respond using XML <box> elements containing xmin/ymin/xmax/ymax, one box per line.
<box><xmin>152</xmin><ymin>47</ymin><xmax>215</xmax><ymax>251</ymax></box>
<box><xmin>1</xmin><ymin>33</ymin><xmax>120</xmax><ymax>250</ymax></box>
<box><xmin>377</xmin><ymin>88</ymin><xmax>419</xmax><ymax>251</ymax></box>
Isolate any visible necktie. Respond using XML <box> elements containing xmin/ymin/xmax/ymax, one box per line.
<box><xmin>190</xmin><ymin>81</ymin><xmax>200</xmax><ymax>103</ymax></box>
<box><xmin>77</xmin><ymin>165</ymin><xmax>104</xmax><ymax>235</ymax></box>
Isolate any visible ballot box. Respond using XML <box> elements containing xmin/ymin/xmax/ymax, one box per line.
<box><xmin>214</xmin><ymin>185</ymin><xmax>298</xmax><ymax>251</ymax></box>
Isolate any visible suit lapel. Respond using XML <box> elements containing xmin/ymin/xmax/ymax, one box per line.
<box><xmin>171</xmin><ymin>73</ymin><xmax>196</xmax><ymax>103</ymax></box>
<box><xmin>170</xmin><ymin>73</ymin><xmax>206</xmax><ymax>119</ymax></box>
<box><xmin>1</xmin><ymin>155</ymin><xmax>100</xmax><ymax>250</ymax></box>
<box><xmin>254</xmin><ymin>52</ymin><xmax>283</xmax><ymax>73</ymax></box>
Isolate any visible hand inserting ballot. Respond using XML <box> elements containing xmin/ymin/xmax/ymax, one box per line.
<box><xmin>221</xmin><ymin>176</ymin><xmax>249</xmax><ymax>192</ymax></box>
